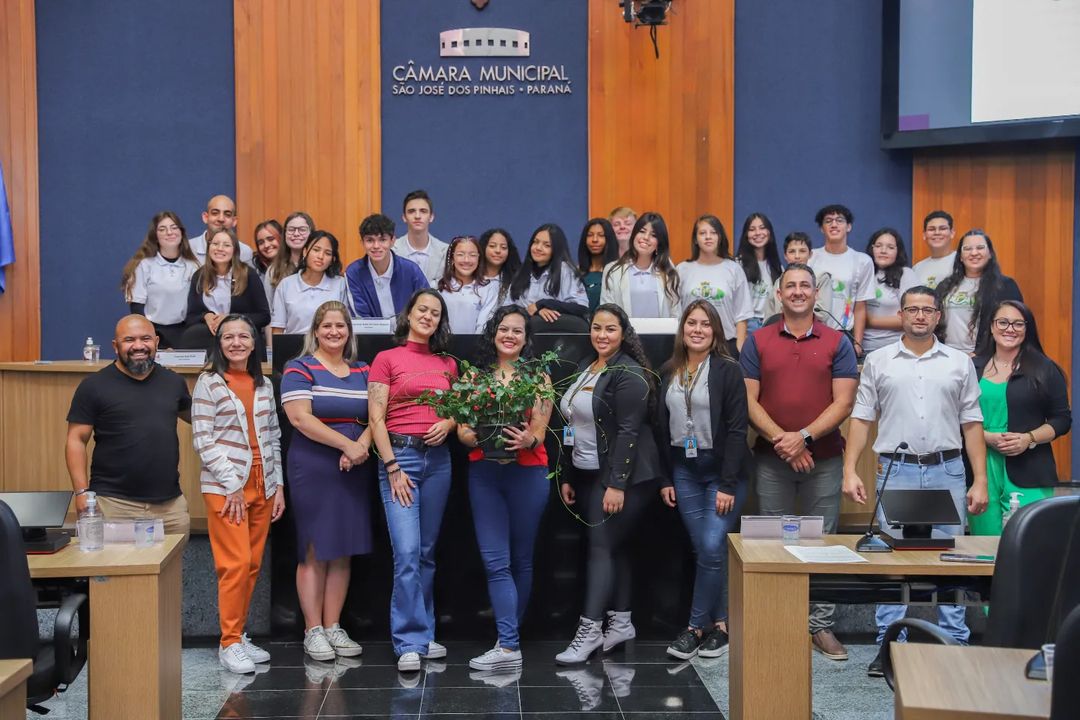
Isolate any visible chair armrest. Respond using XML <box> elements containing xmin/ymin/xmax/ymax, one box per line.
<box><xmin>883</xmin><ymin>617</ymin><xmax>959</xmax><ymax>691</ymax></box>
<box><xmin>52</xmin><ymin>592</ymin><xmax>88</xmax><ymax>686</ymax></box>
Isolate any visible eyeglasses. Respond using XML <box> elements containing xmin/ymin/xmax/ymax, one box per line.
<box><xmin>158</xmin><ymin>225</ymin><xmax>180</xmax><ymax>234</ymax></box>
<box><xmin>993</xmin><ymin>318</ymin><xmax>1026</xmax><ymax>332</ymax></box>
<box><xmin>823</xmin><ymin>217</ymin><xmax>848</xmax><ymax>226</ymax></box>
<box><xmin>285</xmin><ymin>226</ymin><xmax>310</xmax><ymax>235</ymax></box>
<box><xmin>902</xmin><ymin>306</ymin><xmax>939</xmax><ymax>317</ymax></box>
<box><xmin>961</xmin><ymin>244</ymin><xmax>988</xmax><ymax>253</ymax></box>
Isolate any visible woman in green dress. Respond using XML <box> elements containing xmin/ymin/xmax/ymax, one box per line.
<box><xmin>970</xmin><ymin>300</ymin><xmax>1071</xmax><ymax>535</ymax></box>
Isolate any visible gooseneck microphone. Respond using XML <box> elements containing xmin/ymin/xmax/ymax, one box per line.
<box><xmin>856</xmin><ymin>441</ymin><xmax>908</xmax><ymax>553</ymax></box>
<box><xmin>814</xmin><ymin>304</ymin><xmax>861</xmax><ymax>354</ymax></box>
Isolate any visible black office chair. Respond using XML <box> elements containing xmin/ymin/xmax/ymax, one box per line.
<box><xmin>1051</xmin><ymin>602</ymin><xmax>1080</xmax><ymax>720</ymax></box>
<box><xmin>881</xmin><ymin>494</ymin><xmax>1080</xmax><ymax>689</ymax></box>
<box><xmin>0</xmin><ymin>499</ymin><xmax>88</xmax><ymax>713</ymax></box>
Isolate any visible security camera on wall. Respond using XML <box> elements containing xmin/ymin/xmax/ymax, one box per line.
<box><xmin>620</xmin><ymin>0</ymin><xmax>673</xmax><ymax>27</ymax></box>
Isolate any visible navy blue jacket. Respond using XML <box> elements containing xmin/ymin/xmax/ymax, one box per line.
<box><xmin>345</xmin><ymin>253</ymin><xmax>430</xmax><ymax>318</ymax></box>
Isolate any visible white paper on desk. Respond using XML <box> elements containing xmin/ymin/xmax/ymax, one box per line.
<box><xmin>784</xmin><ymin>545</ymin><xmax>869</xmax><ymax>563</ymax></box>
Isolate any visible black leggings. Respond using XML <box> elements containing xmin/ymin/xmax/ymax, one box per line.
<box><xmin>576</xmin><ymin>469</ymin><xmax>656</xmax><ymax>621</ymax></box>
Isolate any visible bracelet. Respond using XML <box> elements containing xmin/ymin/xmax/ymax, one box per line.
<box><xmin>74</xmin><ymin>488</ymin><xmax>89</xmax><ymax>497</ymax></box>
<box><xmin>529</xmin><ymin>436</ymin><xmax>539</xmax><ymax>450</ymax></box>
<box><xmin>388</xmin><ymin>467</ymin><xmax>402</xmax><ymax>476</ymax></box>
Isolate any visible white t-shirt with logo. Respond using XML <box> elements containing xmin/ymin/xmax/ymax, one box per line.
<box><xmin>943</xmin><ymin>276</ymin><xmax>980</xmax><ymax>353</ymax></box>
<box><xmin>807</xmin><ymin>247</ymin><xmax>875</xmax><ymax>331</ymax></box>
<box><xmin>863</xmin><ymin>267</ymin><xmax>918</xmax><ymax>354</ymax></box>
<box><xmin>913</xmin><ymin>252</ymin><xmax>956</xmax><ymax>290</ymax></box>
<box><xmin>747</xmin><ymin>259</ymin><xmax>774</xmax><ymax>321</ymax></box>
<box><xmin>676</xmin><ymin>259</ymin><xmax>754</xmax><ymax>339</ymax></box>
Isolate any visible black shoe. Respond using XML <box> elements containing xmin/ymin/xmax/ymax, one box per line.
<box><xmin>697</xmin><ymin>627</ymin><xmax>730</xmax><ymax>658</ymax></box>
<box><xmin>666</xmin><ymin>629</ymin><xmax>702</xmax><ymax>660</ymax></box>
<box><xmin>867</xmin><ymin>647</ymin><xmax>884</xmax><ymax>677</ymax></box>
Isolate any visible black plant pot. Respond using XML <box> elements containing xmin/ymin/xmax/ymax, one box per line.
<box><xmin>476</xmin><ymin>424</ymin><xmax>516</xmax><ymax>461</ymax></box>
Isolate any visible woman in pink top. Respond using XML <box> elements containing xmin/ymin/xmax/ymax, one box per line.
<box><xmin>368</xmin><ymin>289</ymin><xmax>458</xmax><ymax>673</ymax></box>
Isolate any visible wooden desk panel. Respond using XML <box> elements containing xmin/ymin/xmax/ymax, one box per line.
<box><xmin>892</xmin><ymin>645</ymin><xmax>1050</xmax><ymax>720</ymax></box>
<box><xmin>0</xmin><ymin>659</ymin><xmax>32</xmax><ymax>720</ymax></box>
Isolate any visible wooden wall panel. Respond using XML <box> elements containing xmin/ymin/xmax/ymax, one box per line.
<box><xmin>588</xmin><ymin>0</ymin><xmax>734</xmax><ymax>261</ymax></box>
<box><xmin>0</xmin><ymin>0</ymin><xmax>41</xmax><ymax>361</ymax></box>
<box><xmin>234</xmin><ymin>0</ymin><xmax>381</xmax><ymax>264</ymax></box>
<box><xmin>912</xmin><ymin>144</ymin><xmax>1076</xmax><ymax>478</ymax></box>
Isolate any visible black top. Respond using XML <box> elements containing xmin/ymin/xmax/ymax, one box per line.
<box><xmin>655</xmin><ymin>352</ymin><xmax>749</xmax><ymax>494</ymax></box>
<box><xmin>560</xmin><ymin>350</ymin><xmax>662</xmax><ymax>490</ymax></box>
<box><xmin>66</xmin><ymin>363</ymin><xmax>192</xmax><ymax>502</ymax></box>
<box><xmin>184</xmin><ymin>268</ymin><xmax>271</xmax><ymax>330</ymax></box>
<box><xmin>971</xmin><ymin>351</ymin><xmax>1072</xmax><ymax>488</ymax></box>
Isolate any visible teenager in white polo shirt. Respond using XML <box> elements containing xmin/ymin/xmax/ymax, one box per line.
<box><xmin>392</xmin><ymin>189</ymin><xmax>447</xmax><ymax>283</ymax></box>
<box><xmin>271</xmin><ymin>231</ymin><xmax>350</xmax><ymax>335</ymax></box>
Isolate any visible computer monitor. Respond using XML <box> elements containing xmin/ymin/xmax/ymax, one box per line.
<box><xmin>0</xmin><ymin>490</ymin><xmax>73</xmax><ymax>553</ymax></box>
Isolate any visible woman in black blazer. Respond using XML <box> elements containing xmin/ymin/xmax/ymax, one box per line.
<box><xmin>969</xmin><ymin>300</ymin><xmax>1071</xmax><ymax>535</ymax></box>
<box><xmin>181</xmin><ymin>228</ymin><xmax>271</xmax><ymax>360</ymax></box>
<box><xmin>656</xmin><ymin>299</ymin><xmax>748</xmax><ymax>660</ymax></box>
<box><xmin>554</xmin><ymin>303</ymin><xmax>661</xmax><ymax>664</ymax></box>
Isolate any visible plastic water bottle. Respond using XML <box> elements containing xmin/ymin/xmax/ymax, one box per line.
<box><xmin>82</xmin><ymin>337</ymin><xmax>100</xmax><ymax>362</ymax></box>
<box><xmin>77</xmin><ymin>491</ymin><xmax>105</xmax><ymax>552</ymax></box>
<box><xmin>1001</xmin><ymin>492</ymin><xmax>1022</xmax><ymax>528</ymax></box>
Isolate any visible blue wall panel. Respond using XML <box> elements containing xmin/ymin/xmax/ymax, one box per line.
<box><xmin>734</xmin><ymin>0</ymin><xmax>913</xmax><ymax>252</ymax></box>
<box><xmin>380</xmin><ymin>0</ymin><xmax>587</xmax><ymax>256</ymax></box>
<box><xmin>36</xmin><ymin>0</ymin><xmax>235</xmax><ymax>359</ymax></box>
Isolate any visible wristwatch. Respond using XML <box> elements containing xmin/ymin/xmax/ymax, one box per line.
<box><xmin>1028</xmin><ymin>432</ymin><xmax>1038</xmax><ymax>450</ymax></box>
<box><xmin>800</xmin><ymin>429</ymin><xmax>814</xmax><ymax>448</ymax></box>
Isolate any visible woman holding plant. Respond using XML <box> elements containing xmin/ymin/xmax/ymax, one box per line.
<box><xmin>445</xmin><ymin>305</ymin><xmax>555</xmax><ymax>673</ymax></box>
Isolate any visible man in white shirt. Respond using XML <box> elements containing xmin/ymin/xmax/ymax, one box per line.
<box><xmin>912</xmin><ymin>210</ymin><xmax>956</xmax><ymax>289</ymax></box>
<box><xmin>392</xmin><ymin>189</ymin><xmax>448</xmax><ymax>283</ymax></box>
<box><xmin>188</xmin><ymin>194</ymin><xmax>254</xmax><ymax>266</ymax></box>
<box><xmin>842</xmin><ymin>285</ymin><xmax>989</xmax><ymax>677</ymax></box>
<box><xmin>807</xmin><ymin>204</ymin><xmax>875</xmax><ymax>353</ymax></box>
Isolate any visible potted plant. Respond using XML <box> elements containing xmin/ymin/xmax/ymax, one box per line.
<box><xmin>415</xmin><ymin>350</ymin><xmax>559</xmax><ymax>460</ymax></box>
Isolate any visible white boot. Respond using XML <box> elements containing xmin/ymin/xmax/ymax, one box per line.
<box><xmin>555</xmin><ymin>616</ymin><xmax>604</xmax><ymax>664</ymax></box>
<box><xmin>603</xmin><ymin>610</ymin><xmax>636</xmax><ymax>652</ymax></box>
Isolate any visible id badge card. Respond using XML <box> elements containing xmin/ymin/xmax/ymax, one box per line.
<box><xmin>563</xmin><ymin>426</ymin><xmax>576</xmax><ymax>446</ymax></box>
<box><xmin>684</xmin><ymin>436</ymin><xmax>698</xmax><ymax>458</ymax></box>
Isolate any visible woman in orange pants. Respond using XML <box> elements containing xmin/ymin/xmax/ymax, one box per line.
<box><xmin>193</xmin><ymin>314</ymin><xmax>285</xmax><ymax>674</ymax></box>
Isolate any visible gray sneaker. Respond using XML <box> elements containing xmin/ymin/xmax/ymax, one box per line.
<box><xmin>423</xmin><ymin>640</ymin><xmax>447</xmax><ymax>659</ymax></box>
<box><xmin>324</xmin><ymin>623</ymin><xmax>363</xmax><ymax>657</ymax></box>
<box><xmin>303</xmin><ymin>626</ymin><xmax>335</xmax><ymax>662</ymax></box>
<box><xmin>469</xmin><ymin>645</ymin><xmax>523</xmax><ymax>672</ymax></box>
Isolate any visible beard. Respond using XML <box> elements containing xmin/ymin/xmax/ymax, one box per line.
<box><xmin>120</xmin><ymin>352</ymin><xmax>155</xmax><ymax>376</ymax></box>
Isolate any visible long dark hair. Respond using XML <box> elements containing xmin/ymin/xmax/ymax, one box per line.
<box><xmin>475</xmin><ymin>305</ymin><xmax>534</xmax><ymax>370</ymax></box>
<box><xmin>591</xmin><ymin>303</ymin><xmax>652</xmax><ymax>375</ymax></box>
<box><xmin>438</xmin><ymin>235</ymin><xmax>488</xmax><ymax>293</ymax></box>
<box><xmin>736</xmin><ymin>212</ymin><xmax>782</xmax><ymax>285</ymax></box>
<box><xmin>392</xmin><ymin>289</ymin><xmax>452</xmax><ymax>354</ymax></box>
<box><xmin>974</xmin><ymin>300</ymin><xmax>1053</xmax><ymax>380</ymax></box>
<box><xmin>121</xmin><ymin>211</ymin><xmax>197</xmax><ymax>298</ymax></box>
<box><xmin>577</xmin><ymin>218</ymin><xmax>619</xmax><ymax>272</ymax></box>
<box><xmin>690</xmin><ymin>215</ymin><xmax>733</xmax><ymax>261</ymax></box>
<box><xmin>479</xmin><ymin>228</ymin><xmax>521</xmax><ymax>291</ymax></box>
<box><xmin>296</xmin><ymin>230</ymin><xmax>344</xmax><ymax>277</ymax></box>
<box><xmin>935</xmin><ymin>229</ymin><xmax>1006</xmax><ymax>339</ymax></box>
<box><xmin>508</xmin><ymin>223</ymin><xmax>580</xmax><ymax>302</ymax></box>
<box><xmin>605</xmin><ymin>212</ymin><xmax>680</xmax><ymax>304</ymax></box>
<box><xmin>865</xmin><ymin>227</ymin><xmax>910</xmax><ymax>289</ymax></box>
<box><xmin>206</xmin><ymin>314</ymin><xmax>265</xmax><ymax>387</ymax></box>
<box><xmin>663</xmin><ymin>299</ymin><xmax>732</xmax><ymax>377</ymax></box>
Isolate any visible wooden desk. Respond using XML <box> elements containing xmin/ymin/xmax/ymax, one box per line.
<box><xmin>0</xmin><ymin>659</ymin><xmax>32</xmax><ymax>720</ymax></box>
<box><xmin>27</xmin><ymin>535</ymin><xmax>186</xmax><ymax>720</ymax></box>
<box><xmin>728</xmin><ymin>534</ymin><xmax>999</xmax><ymax>720</ymax></box>
<box><xmin>892</xmin><ymin>644</ymin><xmax>1050</xmax><ymax>719</ymax></box>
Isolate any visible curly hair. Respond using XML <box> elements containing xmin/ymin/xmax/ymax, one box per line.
<box><xmin>474</xmin><ymin>305</ymin><xmax>533</xmax><ymax>370</ymax></box>
<box><xmin>392</xmin><ymin>289</ymin><xmax>452</xmax><ymax>354</ymax></box>
<box><xmin>120</xmin><ymin>211</ymin><xmax>197</xmax><ymax>299</ymax></box>
<box><xmin>591</xmin><ymin>303</ymin><xmax>655</xmax><ymax>411</ymax></box>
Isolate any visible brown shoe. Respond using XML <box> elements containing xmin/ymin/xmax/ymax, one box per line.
<box><xmin>811</xmin><ymin>629</ymin><xmax>848</xmax><ymax>661</ymax></box>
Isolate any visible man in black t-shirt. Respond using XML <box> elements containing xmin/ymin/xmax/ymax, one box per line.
<box><xmin>65</xmin><ymin>315</ymin><xmax>193</xmax><ymax>534</ymax></box>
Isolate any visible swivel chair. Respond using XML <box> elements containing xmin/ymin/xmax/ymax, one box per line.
<box><xmin>1050</xmin><ymin>603</ymin><xmax>1080</xmax><ymax>720</ymax></box>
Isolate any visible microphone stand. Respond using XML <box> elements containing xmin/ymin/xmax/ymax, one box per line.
<box><xmin>856</xmin><ymin>441</ymin><xmax>909</xmax><ymax>553</ymax></box>
<box><xmin>814</xmin><ymin>304</ymin><xmax>860</xmax><ymax>355</ymax></box>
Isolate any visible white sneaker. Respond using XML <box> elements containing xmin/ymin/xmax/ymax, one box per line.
<box><xmin>555</xmin><ymin>616</ymin><xmax>604</xmax><ymax>664</ymax></box>
<box><xmin>423</xmin><ymin>640</ymin><xmax>447</xmax><ymax>659</ymax></box>
<box><xmin>219</xmin><ymin>643</ymin><xmax>256</xmax><ymax>674</ymax></box>
<box><xmin>240</xmin><ymin>633</ymin><xmax>270</xmax><ymax>663</ymax></box>
<box><xmin>303</xmin><ymin>626</ymin><xmax>336</xmax><ymax>662</ymax></box>
<box><xmin>469</xmin><ymin>645</ymin><xmax>523</xmax><ymax>672</ymax></box>
<box><xmin>324</xmin><ymin>623</ymin><xmax>363</xmax><ymax>657</ymax></box>
<box><xmin>398</xmin><ymin>651</ymin><xmax>421</xmax><ymax>672</ymax></box>
<box><xmin>602</xmin><ymin>610</ymin><xmax>636</xmax><ymax>652</ymax></box>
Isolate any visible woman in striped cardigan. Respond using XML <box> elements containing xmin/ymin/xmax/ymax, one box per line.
<box><xmin>192</xmin><ymin>313</ymin><xmax>284</xmax><ymax>674</ymax></box>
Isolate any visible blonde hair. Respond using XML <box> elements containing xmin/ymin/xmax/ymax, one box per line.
<box><xmin>299</xmin><ymin>301</ymin><xmax>357</xmax><ymax>361</ymax></box>
<box><xmin>609</xmin><ymin>206</ymin><xmax>637</xmax><ymax>220</ymax></box>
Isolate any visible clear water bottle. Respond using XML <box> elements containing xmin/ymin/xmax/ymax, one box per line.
<box><xmin>82</xmin><ymin>337</ymin><xmax>100</xmax><ymax>363</ymax></box>
<box><xmin>77</xmin><ymin>491</ymin><xmax>105</xmax><ymax>552</ymax></box>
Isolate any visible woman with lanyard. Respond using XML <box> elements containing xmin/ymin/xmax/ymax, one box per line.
<box><xmin>457</xmin><ymin>306</ymin><xmax>553</xmax><ymax>673</ymax></box>
<box><xmin>479</xmin><ymin>227</ymin><xmax>521</xmax><ymax>304</ymax></box>
<box><xmin>656</xmin><ymin>300</ymin><xmax>748</xmax><ymax>660</ymax></box>
<box><xmin>368</xmin><ymin>289</ymin><xmax>458</xmax><ymax>673</ymax></box>
<box><xmin>280</xmin><ymin>300</ymin><xmax>371</xmax><ymax>662</ymax></box>
<box><xmin>577</xmin><ymin>218</ymin><xmax>619</xmax><ymax>313</ymax></box>
<box><xmin>121</xmin><ymin>210</ymin><xmax>200</xmax><ymax>349</ymax></box>
<box><xmin>555</xmin><ymin>303</ymin><xmax>661</xmax><ymax>664</ymax></box>
<box><xmin>862</xmin><ymin>228</ymin><xmax>917</xmax><ymax>354</ymax></box>
<box><xmin>970</xmin><ymin>300</ymin><xmax>1071</xmax><ymax>535</ymax></box>
<box><xmin>437</xmin><ymin>235</ymin><xmax>500</xmax><ymax>334</ymax></box>
<box><xmin>735</xmin><ymin>212</ymin><xmax>783</xmax><ymax>332</ymax></box>
<box><xmin>936</xmin><ymin>229</ymin><xmax>1023</xmax><ymax>354</ymax></box>
<box><xmin>676</xmin><ymin>215</ymin><xmax>754</xmax><ymax>356</ymax></box>
<box><xmin>600</xmin><ymin>212</ymin><xmax>681</xmax><ymax>319</ymax></box>
<box><xmin>192</xmin><ymin>314</ymin><xmax>285</xmax><ymax>674</ymax></box>
<box><xmin>181</xmin><ymin>228</ymin><xmax>271</xmax><ymax>359</ymax></box>
<box><xmin>507</xmin><ymin>223</ymin><xmax>590</xmax><ymax>331</ymax></box>
<box><xmin>271</xmin><ymin>230</ymin><xmax>350</xmax><ymax>336</ymax></box>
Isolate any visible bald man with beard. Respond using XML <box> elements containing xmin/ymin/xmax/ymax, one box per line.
<box><xmin>189</xmin><ymin>194</ymin><xmax>255</xmax><ymax>266</ymax></box>
<box><xmin>65</xmin><ymin>315</ymin><xmax>194</xmax><ymax>534</ymax></box>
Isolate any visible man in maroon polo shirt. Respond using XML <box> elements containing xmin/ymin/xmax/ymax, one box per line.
<box><xmin>739</xmin><ymin>263</ymin><xmax>859</xmax><ymax>661</ymax></box>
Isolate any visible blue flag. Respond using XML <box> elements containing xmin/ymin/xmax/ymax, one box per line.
<box><xmin>0</xmin><ymin>162</ymin><xmax>14</xmax><ymax>294</ymax></box>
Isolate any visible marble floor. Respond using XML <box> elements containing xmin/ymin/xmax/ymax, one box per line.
<box><xmin>26</xmin><ymin>639</ymin><xmax>895</xmax><ymax>719</ymax></box>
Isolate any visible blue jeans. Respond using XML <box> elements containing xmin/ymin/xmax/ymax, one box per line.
<box><xmin>468</xmin><ymin>461</ymin><xmax>549</xmax><ymax>650</ymax></box>
<box><xmin>378</xmin><ymin>444</ymin><xmax>452</xmax><ymax>656</ymax></box>
<box><xmin>874</xmin><ymin>456</ymin><xmax>970</xmax><ymax>645</ymax></box>
<box><xmin>672</xmin><ymin>450</ymin><xmax>747</xmax><ymax>629</ymax></box>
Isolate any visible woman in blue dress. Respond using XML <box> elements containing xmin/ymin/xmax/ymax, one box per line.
<box><xmin>281</xmin><ymin>300</ymin><xmax>373</xmax><ymax>662</ymax></box>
